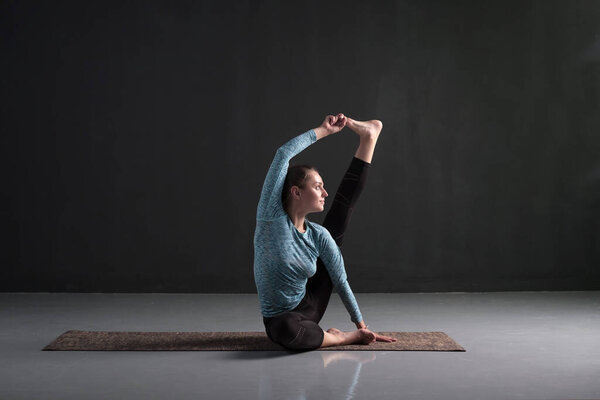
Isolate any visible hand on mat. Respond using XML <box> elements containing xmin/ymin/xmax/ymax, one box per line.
<box><xmin>320</xmin><ymin>113</ymin><xmax>347</xmax><ymax>135</ymax></box>
<box><xmin>369</xmin><ymin>330</ymin><xmax>397</xmax><ymax>343</ymax></box>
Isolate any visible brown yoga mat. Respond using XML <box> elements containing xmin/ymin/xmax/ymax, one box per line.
<box><xmin>43</xmin><ymin>330</ymin><xmax>465</xmax><ymax>351</ymax></box>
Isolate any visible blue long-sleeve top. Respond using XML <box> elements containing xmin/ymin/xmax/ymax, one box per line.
<box><xmin>253</xmin><ymin>129</ymin><xmax>363</xmax><ymax>323</ymax></box>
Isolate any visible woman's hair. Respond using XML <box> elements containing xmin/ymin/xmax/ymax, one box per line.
<box><xmin>282</xmin><ymin>165</ymin><xmax>319</xmax><ymax>211</ymax></box>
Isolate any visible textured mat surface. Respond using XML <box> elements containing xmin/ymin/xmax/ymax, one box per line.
<box><xmin>43</xmin><ymin>330</ymin><xmax>465</xmax><ymax>351</ymax></box>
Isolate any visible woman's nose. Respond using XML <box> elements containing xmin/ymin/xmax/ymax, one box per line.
<box><xmin>323</xmin><ymin>190</ymin><xmax>328</xmax><ymax>197</ymax></box>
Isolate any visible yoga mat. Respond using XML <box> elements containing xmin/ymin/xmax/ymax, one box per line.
<box><xmin>43</xmin><ymin>330</ymin><xmax>465</xmax><ymax>351</ymax></box>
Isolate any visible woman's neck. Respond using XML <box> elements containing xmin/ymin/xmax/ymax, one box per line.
<box><xmin>286</xmin><ymin>206</ymin><xmax>307</xmax><ymax>233</ymax></box>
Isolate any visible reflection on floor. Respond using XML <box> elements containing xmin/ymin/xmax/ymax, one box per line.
<box><xmin>258</xmin><ymin>351</ymin><xmax>375</xmax><ymax>399</ymax></box>
<box><xmin>1</xmin><ymin>292</ymin><xmax>600</xmax><ymax>399</ymax></box>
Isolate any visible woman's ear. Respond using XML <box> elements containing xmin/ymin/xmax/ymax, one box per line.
<box><xmin>291</xmin><ymin>186</ymin><xmax>301</xmax><ymax>198</ymax></box>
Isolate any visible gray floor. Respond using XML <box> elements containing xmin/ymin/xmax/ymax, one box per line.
<box><xmin>1</xmin><ymin>292</ymin><xmax>600</xmax><ymax>399</ymax></box>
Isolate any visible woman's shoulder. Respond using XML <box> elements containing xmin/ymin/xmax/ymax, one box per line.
<box><xmin>305</xmin><ymin>219</ymin><xmax>321</xmax><ymax>230</ymax></box>
<box><xmin>305</xmin><ymin>220</ymin><xmax>333</xmax><ymax>240</ymax></box>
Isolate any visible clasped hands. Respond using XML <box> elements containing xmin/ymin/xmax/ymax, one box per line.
<box><xmin>321</xmin><ymin>113</ymin><xmax>348</xmax><ymax>135</ymax></box>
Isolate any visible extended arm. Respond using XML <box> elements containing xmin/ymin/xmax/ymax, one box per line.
<box><xmin>256</xmin><ymin>130</ymin><xmax>316</xmax><ymax>220</ymax></box>
<box><xmin>256</xmin><ymin>114</ymin><xmax>348</xmax><ymax>220</ymax></box>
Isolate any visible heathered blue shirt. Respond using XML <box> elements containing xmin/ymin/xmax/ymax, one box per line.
<box><xmin>253</xmin><ymin>129</ymin><xmax>363</xmax><ymax>323</ymax></box>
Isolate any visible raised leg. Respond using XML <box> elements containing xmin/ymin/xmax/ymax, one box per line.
<box><xmin>305</xmin><ymin>118</ymin><xmax>383</xmax><ymax>325</ymax></box>
<box><xmin>304</xmin><ymin>156</ymin><xmax>371</xmax><ymax>324</ymax></box>
<box><xmin>323</xmin><ymin>118</ymin><xmax>383</xmax><ymax>245</ymax></box>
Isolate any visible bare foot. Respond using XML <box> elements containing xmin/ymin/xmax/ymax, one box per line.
<box><xmin>323</xmin><ymin>327</ymin><xmax>376</xmax><ymax>347</ymax></box>
<box><xmin>346</xmin><ymin>118</ymin><xmax>383</xmax><ymax>141</ymax></box>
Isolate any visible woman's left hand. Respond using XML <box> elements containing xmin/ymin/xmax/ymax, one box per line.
<box><xmin>356</xmin><ymin>322</ymin><xmax>398</xmax><ymax>343</ymax></box>
<box><xmin>372</xmin><ymin>331</ymin><xmax>397</xmax><ymax>342</ymax></box>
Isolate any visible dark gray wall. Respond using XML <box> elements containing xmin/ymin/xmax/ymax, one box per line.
<box><xmin>2</xmin><ymin>1</ymin><xmax>599</xmax><ymax>293</ymax></box>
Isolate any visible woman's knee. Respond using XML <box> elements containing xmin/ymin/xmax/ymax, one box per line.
<box><xmin>268</xmin><ymin>315</ymin><xmax>303</xmax><ymax>347</ymax></box>
<box><xmin>266</xmin><ymin>314</ymin><xmax>321</xmax><ymax>351</ymax></box>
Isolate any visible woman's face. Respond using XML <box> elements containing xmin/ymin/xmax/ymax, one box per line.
<box><xmin>298</xmin><ymin>171</ymin><xmax>328</xmax><ymax>213</ymax></box>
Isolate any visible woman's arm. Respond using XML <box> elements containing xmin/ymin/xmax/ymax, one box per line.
<box><xmin>319</xmin><ymin>228</ymin><xmax>397</xmax><ymax>342</ymax></box>
<box><xmin>256</xmin><ymin>130</ymin><xmax>316</xmax><ymax>220</ymax></box>
<box><xmin>255</xmin><ymin>114</ymin><xmax>348</xmax><ymax>220</ymax></box>
<box><xmin>317</xmin><ymin>228</ymin><xmax>363</xmax><ymax>323</ymax></box>
<box><xmin>355</xmin><ymin>321</ymin><xmax>368</xmax><ymax>329</ymax></box>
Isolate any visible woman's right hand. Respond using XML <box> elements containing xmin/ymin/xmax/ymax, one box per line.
<box><xmin>314</xmin><ymin>113</ymin><xmax>347</xmax><ymax>139</ymax></box>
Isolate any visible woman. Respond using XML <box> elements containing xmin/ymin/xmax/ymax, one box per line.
<box><xmin>254</xmin><ymin>113</ymin><xmax>396</xmax><ymax>350</ymax></box>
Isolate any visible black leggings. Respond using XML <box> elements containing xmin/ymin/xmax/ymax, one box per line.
<box><xmin>263</xmin><ymin>156</ymin><xmax>370</xmax><ymax>350</ymax></box>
